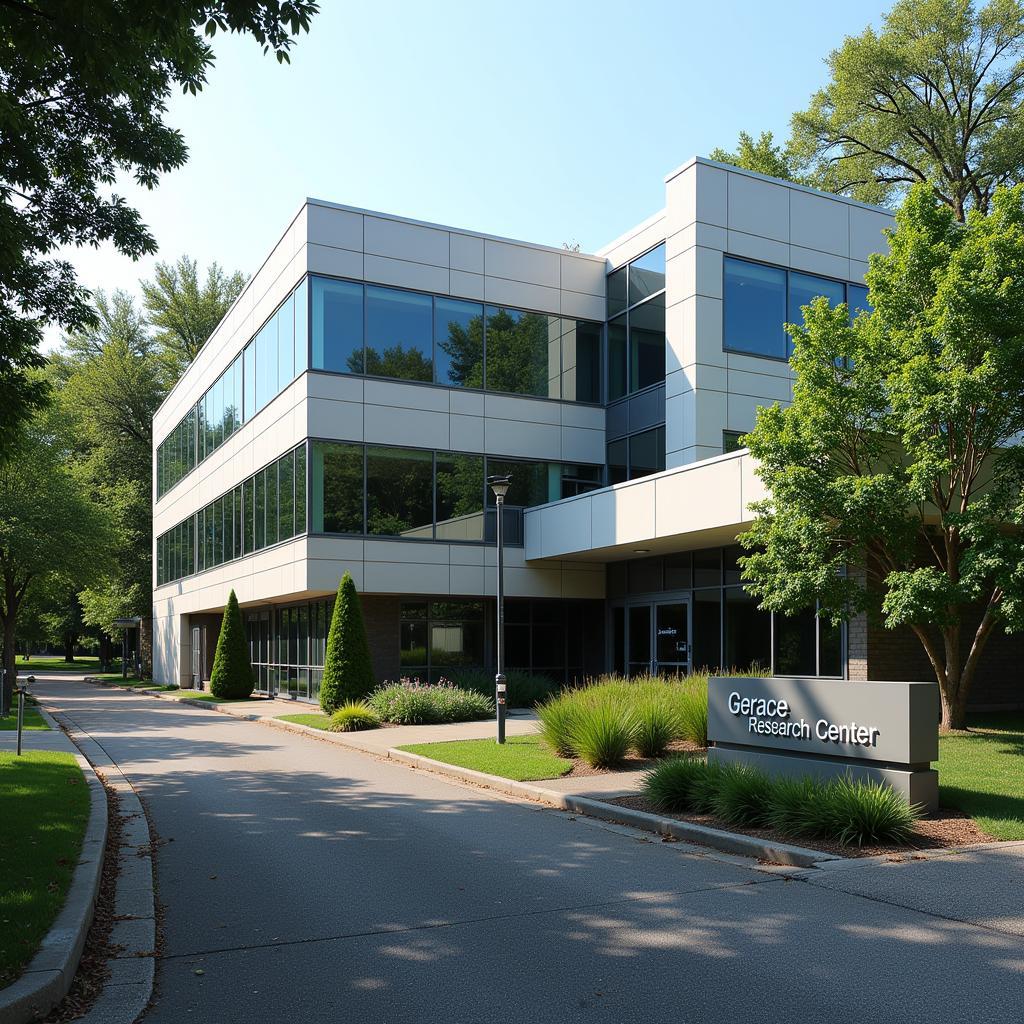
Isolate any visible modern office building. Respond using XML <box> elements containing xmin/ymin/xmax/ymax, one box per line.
<box><xmin>152</xmin><ymin>157</ymin><xmax>1021</xmax><ymax>708</ymax></box>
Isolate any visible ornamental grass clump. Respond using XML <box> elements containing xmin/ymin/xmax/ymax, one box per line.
<box><xmin>328</xmin><ymin>701</ymin><xmax>380</xmax><ymax>732</ymax></box>
<box><xmin>675</xmin><ymin>675</ymin><xmax>709</xmax><ymax>746</ymax></box>
<box><xmin>711</xmin><ymin>763</ymin><xmax>775</xmax><ymax>827</ymax></box>
<box><xmin>632</xmin><ymin>697</ymin><xmax>678</xmax><ymax>759</ymax></box>
<box><xmin>570</xmin><ymin>698</ymin><xmax>636</xmax><ymax>768</ymax></box>
<box><xmin>643</xmin><ymin>756</ymin><xmax>711</xmax><ymax>812</ymax></box>
<box><xmin>815</xmin><ymin>777</ymin><xmax>921</xmax><ymax>848</ymax></box>
<box><xmin>537</xmin><ymin>691</ymin><xmax>581</xmax><ymax>757</ymax></box>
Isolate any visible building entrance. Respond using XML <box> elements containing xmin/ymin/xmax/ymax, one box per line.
<box><xmin>613</xmin><ymin>600</ymin><xmax>691</xmax><ymax>677</ymax></box>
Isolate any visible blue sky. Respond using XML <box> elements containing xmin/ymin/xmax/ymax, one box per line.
<box><xmin>53</xmin><ymin>0</ymin><xmax>890</xmax><ymax>344</ymax></box>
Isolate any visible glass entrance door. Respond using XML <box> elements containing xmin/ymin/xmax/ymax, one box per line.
<box><xmin>628</xmin><ymin>605</ymin><xmax>651</xmax><ymax>676</ymax></box>
<box><xmin>655</xmin><ymin>602</ymin><xmax>690</xmax><ymax>676</ymax></box>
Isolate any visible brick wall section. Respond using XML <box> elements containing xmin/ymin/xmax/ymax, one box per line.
<box><xmin>847</xmin><ymin>613</ymin><xmax>868</xmax><ymax>681</ymax></box>
<box><xmin>865</xmin><ymin>609</ymin><xmax>1024</xmax><ymax>710</ymax></box>
<box><xmin>361</xmin><ymin>595</ymin><xmax>401</xmax><ymax>685</ymax></box>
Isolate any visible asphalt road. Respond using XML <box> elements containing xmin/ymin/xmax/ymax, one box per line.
<box><xmin>34</xmin><ymin>675</ymin><xmax>1024</xmax><ymax>1024</ymax></box>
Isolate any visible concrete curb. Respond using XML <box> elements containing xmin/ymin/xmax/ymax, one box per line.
<box><xmin>0</xmin><ymin>720</ymin><xmax>108</xmax><ymax>1024</ymax></box>
<box><xmin>385</xmin><ymin>748</ymin><xmax>840</xmax><ymax>868</ymax></box>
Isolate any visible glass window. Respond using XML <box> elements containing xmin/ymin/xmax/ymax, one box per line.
<box><xmin>629</xmin><ymin>294</ymin><xmax>665</xmax><ymax>391</ymax></box>
<box><xmin>691</xmin><ymin>588</ymin><xmax>721</xmax><ymax>670</ymax></box>
<box><xmin>560</xmin><ymin>319</ymin><xmax>601</xmax><ymax>403</ymax></box>
<box><xmin>723</xmin><ymin>430</ymin><xmax>745</xmax><ymax>453</ymax></box>
<box><xmin>724</xmin><ymin>257</ymin><xmax>787</xmax><ymax>359</ymax></box>
<box><xmin>255</xmin><ymin>316</ymin><xmax>277</xmax><ymax>412</ymax></box>
<box><xmin>365</xmin><ymin>286</ymin><xmax>433</xmax><ymax>382</ymax></box>
<box><xmin>628</xmin><ymin>557</ymin><xmax>662</xmax><ymax>594</ymax></box>
<box><xmin>664</xmin><ymin>552</ymin><xmax>692</xmax><ymax>590</ymax></box>
<box><xmin>629</xmin><ymin>426</ymin><xmax>664</xmax><ymax>480</ymax></box>
<box><xmin>279</xmin><ymin>451</ymin><xmax>294</xmax><ymax>541</ymax></box>
<box><xmin>606</xmin><ymin>265</ymin><xmax>627</xmax><ymax>318</ymax></box>
<box><xmin>606</xmin><ymin>438</ymin><xmax>627</xmax><ymax>485</ymax></box>
<box><xmin>294</xmin><ymin>444</ymin><xmax>306</xmax><ymax>535</ymax></box>
<box><xmin>265</xmin><ymin>462</ymin><xmax>279</xmax><ymax>547</ymax></box>
<box><xmin>485</xmin><ymin>458</ymin><xmax>551</xmax><ymax>508</ymax></box>
<box><xmin>243</xmin><ymin>477</ymin><xmax>255</xmax><ymax>553</ymax></box>
<box><xmin>693</xmin><ymin>548</ymin><xmax>721</xmax><ymax>587</ymax></box>
<box><xmin>434</xmin><ymin>297</ymin><xmax>484</xmax><ymax>388</ymax></box>
<box><xmin>366</xmin><ymin>447</ymin><xmax>433</xmax><ymax>537</ymax></box>
<box><xmin>560</xmin><ymin>464</ymin><xmax>602</xmax><ymax>498</ymax></box>
<box><xmin>277</xmin><ymin>292</ymin><xmax>295</xmax><ymax>387</ymax></box>
<box><xmin>820</xmin><ymin>615</ymin><xmax>843</xmax><ymax>676</ymax></box>
<box><xmin>847</xmin><ymin>283</ymin><xmax>871</xmax><ymax>319</ymax></box>
<box><xmin>294</xmin><ymin>278</ymin><xmax>308</xmax><ymax>374</ymax></box>
<box><xmin>231</xmin><ymin>356</ymin><xmax>242</xmax><ymax>436</ymax></box>
<box><xmin>254</xmin><ymin>469</ymin><xmax>266</xmax><ymax>550</ymax></box>
<box><xmin>312</xmin><ymin>441</ymin><xmax>363</xmax><ymax>534</ymax></box>
<box><xmin>788</xmin><ymin>272</ymin><xmax>845</xmax><ymax>355</ymax></box>
<box><xmin>774</xmin><ymin>608</ymin><xmax>817</xmax><ymax>675</ymax></box>
<box><xmin>243</xmin><ymin>341</ymin><xmax>256</xmax><ymax>422</ymax></box>
<box><xmin>628</xmin><ymin>243</ymin><xmax>666</xmax><ymax>306</ymax></box>
<box><xmin>435</xmin><ymin>452</ymin><xmax>484</xmax><ymax>541</ymax></box>
<box><xmin>724</xmin><ymin>587</ymin><xmax>772</xmax><ymax>673</ymax></box>
<box><xmin>484</xmin><ymin>307</ymin><xmax>552</xmax><ymax>398</ymax></box>
<box><xmin>607</xmin><ymin>315</ymin><xmax>627</xmax><ymax>402</ymax></box>
<box><xmin>233</xmin><ymin>485</ymin><xmax>242</xmax><ymax>560</ymax></box>
<box><xmin>312</xmin><ymin>277</ymin><xmax>363</xmax><ymax>373</ymax></box>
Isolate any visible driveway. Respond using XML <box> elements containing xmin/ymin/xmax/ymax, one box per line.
<box><xmin>31</xmin><ymin>674</ymin><xmax>1024</xmax><ymax>1024</ymax></box>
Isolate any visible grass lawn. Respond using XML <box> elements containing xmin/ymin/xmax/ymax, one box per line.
<box><xmin>939</xmin><ymin>713</ymin><xmax>1024</xmax><ymax>840</ymax></box>
<box><xmin>0</xmin><ymin>751</ymin><xmax>90</xmax><ymax>986</ymax></box>
<box><xmin>15</xmin><ymin>656</ymin><xmax>102</xmax><ymax>673</ymax></box>
<box><xmin>91</xmin><ymin>673</ymin><xmax>146</xmax><ymax>685</ymax></box>
<box><xmin>174</xmin><ymin>691</ymin><xmax>255</xmax><ymax>703</ymax></box>
<box><xmin>277</xmin><ymin>713</ymin><xmax>332</xmax><ymax>730</ymax></box>
<box><xmin>398</xmin><ymin>734</ymin><xmax>573</xmax><ymax>782</ymax></box>
<box><xmin>0</xmin><ymin>699</ymin><xmax>49</xmax><ymax>731</ymax></box>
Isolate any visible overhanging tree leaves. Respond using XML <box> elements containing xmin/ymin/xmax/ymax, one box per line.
<box><xmin>790</xmin><ymin>0</ymin><xmax>1024</xmax><ymax>219</ymax></box>
<box><xmin>708</xmin><ymin>131</ymin><xmax>800</xmax><ymax>181</ymax></box>
<box><xmin>739</xmin><ymin>183</ymin><xmax>1024</xmax><ymax>730</ymax></box>
<box><xmin>0</xmin><ymin>1</ymin><xmax>317</xmax><ymax>445</ymax></box>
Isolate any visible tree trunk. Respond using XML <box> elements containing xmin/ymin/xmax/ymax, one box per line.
<box><xmin>63</xmin><ymin>630</ymin><xmax>75</xmax><ymax>663</ymax></box>
<box><xmin>1</xmin><ymin>618</ymin><xmax>16</xmax><ymax>717</ymax></box>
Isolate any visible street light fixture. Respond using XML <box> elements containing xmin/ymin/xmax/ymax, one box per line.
<box><xmin>487</xmin><ymin>474</ymin><xmax>512</xmax><ymax>744</ymax></box>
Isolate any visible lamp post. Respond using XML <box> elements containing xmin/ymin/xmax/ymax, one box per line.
<box><xmin>487</xmin><ymin>474</ymin><xmax>512</xmax><ymax>744</ymax></box>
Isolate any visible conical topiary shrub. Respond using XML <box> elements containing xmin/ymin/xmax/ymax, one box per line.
<box><xmin>209</xmin><ymin>590</ymin><xmax>253</xmax><ymax>699</ymax></box>
<box><xmin>319</xmin><ymin>572</ymin><xmax>375</xmax><ymax>712</ymax></box>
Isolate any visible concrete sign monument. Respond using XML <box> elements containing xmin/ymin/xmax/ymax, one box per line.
<box><xmin>708</xmin><ymin>676</ymin><xmax>939</xmax><ymax>811</ymax></box>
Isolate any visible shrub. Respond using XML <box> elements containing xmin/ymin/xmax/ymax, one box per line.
<box><xmin>643</xmin><ymin>756</ymin><xmax>710</xmax><ymax>812</ymax></box>
<box><xmin>764</xmin><ymin>777</ymin><xmax>823</xmax><ymax>838</ymax></box>
<box><xmin>328</xmin><ymin>701</ymin><xmax>380</xmax><ymax>732</ymax></box>
<box><xmin>633</xmin><ymin>697</ymin><xmax>678</xmax><ymax>758</ymax></box>
<box><xmin>676</xmin><ymin>676</ymin><xmax>709</xmax><ymax>746</ymax></box>
<box><xmin>320</xmin><ymin>573</ymin><xmax>375</xmax><ymax>713</ymax></box>
<box><xmin>711</xmin><ymin>763</ymin><xmax>775</xmax><ymax>827</ymax></box>
<box><xmin>570</xmin><ymin>699</ymin><xmax>636</xmax><ymax>768</ymax></box>
<box><xmin>537</xmin><ymin>692</ymin><xmax>581</xmax><ymax>757</ymax></box>
<box><xmin>815</xmin><ymin>777</ymin><xmax>921</xmax><ymax>847</ymax></box>
<box><xmin>367</xmin><ymin>679</ymin><xmax>493</xmax><ymax>725</ymax></box>
<box><xmin>688</xmin><ymin>759</ymin><xmax>729</xmax><ymax>813</ymax></box>
<box><xmin>209</xmin><ymin>590</ymin><xmax>253</xmax><ymax>699</ymax></box>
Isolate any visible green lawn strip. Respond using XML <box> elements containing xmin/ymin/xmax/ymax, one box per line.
<box><xmin>0</xmin><ymin>700</ymin><xmax>49</xmax><ymax>731</ymax></box>
<box><xmin>174</xmin><ymin>691</ymin><xmax>255</xmax><ymax>704</ymax></box>
<box><xmin>398</xmin><ymin>734</ymin><xmax>572</xmax><ymax>782</ymax></box>
<box><xmin>0</xmin><ymin>751</ymin><xmax>90</xmax><ymax>986</ymax></box>
<box><xmin>938</xmin><ymin>713</ymin><xmax>1024</xmax><ymax>840</ymax></box>
<box><xmin>15</xmin><ymin>657</ymin><xmax>102</xmax><ymax>673</ymax></box>
<box><xmin>90</xmin><ymin>674</ymin><xmax>146</xmax><ymax>685</ymax></box>
<box><xmin>277</xmin><ymin>713</ymin><xmax>332</xmax><ymax>730</ymax></box>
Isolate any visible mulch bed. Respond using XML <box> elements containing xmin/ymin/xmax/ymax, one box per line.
<box><xmin>607</xmin><ymin>793</ymin><xmax>997</xmax><ymax>859</ymax></box>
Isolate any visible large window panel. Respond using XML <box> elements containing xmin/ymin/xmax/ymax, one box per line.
<box><xmin>254</xmin><ymin>469</ymin><xmax>266</xmax><ymax>550</ymax></box>
<box><xmin>607</xmin><ymin>265</ymin><xmax>627</xmax><ymax>318</ymax></box>
<box><xmin>788</xmin><ymin>272</ymin><xmax>845</xmax><ymax>354</ymax></box>
<box><xmin>255</xmin><ymin>316</ymin><xmax>277</xmax><ymax>412</ymax></box>
<box><xmin>243</xmin><ymin>477</ymin><xmax>255</xmax><ymax>553</ymax></box>
<box><xmin>279</xmin><ymin>450</ymin><xmax>294</xmax><ymax>541</ymax></box>
<box><xmin>724</xmin><ymin>257</ymin><xmax>787</xmax><ymax>359</ymax></box>
<box><xmin>293</xmin><ymin>277</ymin><xmax>308</xmax><ymax>374</ymax></box>
<box><xmin>724</xmin><ymin>586</ymin><xmax>772</xmax><ymax>672</ymax></box>
<box><xmin>312</xmin><ymin>441</ymin><xmax>364</xmax><ymax>534</ymax></box>
<box><xmin>629</xmin><ymin>294</ymin><xmax>665</xmax><ymax>391</ymax></box>
<box><xmin>847</xmin><ymin>283</ymin><xmax>871</xmax><ymax>319</ymax></box>
<box><xmin>485</xmin><ymin>458</ymin><xmax>552</xmax><ymax>508</ymax></box>
<box><xmin>365</xmin><ymin>285</ymin><xmax>433</xmax><ymax>382</ymax></box>
<box><xmin>484</xmin><ymin>307</ymin><xmax>552</xmax><ymax>398</ymax></box>
<box><xmin>294</xmin><ymin>444</ymin><xmax>307</xmax><ymax>536</ymax></box>
<box><xmin>561</xmin><ymin>319</ymin><xmax>601</xmax><ymax>403</ymax></box>
<box><xmin>277</xmin><ymin>292</ymin><xmax>295</xmax><ymax>388</ymax></box>
<box><xmin>628</xmin><ymin>243</ymin><xmax>666</xmax><ymax>306</ymax></box>
<box><xmin>366</xmin><ymin>447</ymin><xmax>433</xmax><ymax>537</ymax></box>
<box><xmin>435</xmin><ymin>452</ymin><xmax>484</xmax><ymax>541</ymax></box>
<box><xmin>265</xmin><ymin>462</ymin><xmax>279</xmax><ymax>547</ymax></box>
<box><xmin>243</xmin><ymin>341</ymin><xmax>256</xmax><ymax>422</ymax></box>
<box><xmin>774</xmin><ymin>608</ymin><xmax>817</xmax><ymax>675</ymax></box>
<box><xmin>312</xmin><ymin>277</ymin><xmax>363</xmax><ymax>373</ymax></box>
<box><xmin>629</xmin><ymin>426</ymin><xmax>664</xmax><ymax>480</ymax></box>
<box><xmin>434</xmin><ymin>297</ymin><xmax>483</xmax><ymax>388</ymax></box>
<box><xmin>606</xmin><ymin>438</ymin><xmax>627</xmax><ymax>485</ymax></box>
<box><xmin>607</xmin><ymin>315</ymin><xmax>627</xmax><ymax>402</ymax></box>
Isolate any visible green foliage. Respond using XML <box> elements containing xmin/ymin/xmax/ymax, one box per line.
<box><xmin>0</xmin><ymin>2</ymin><xmax>316</xmax><ymax>439</ymax></box>
<box><xmin>366</xmin><ymin>680</ymin><xmax>493</xmax><ymax>725</ymax></box>
<box><xmin>448</xmin><ymin>667</ymin><xmax>558</xmax><ymax>708</ymax></box>
<box><xmin>642</xmin><ymin>761</ymin><xmax>921</xmax><ymax>847</ymax></box>
<box><xmin>739</xmin><ymin>183</ymin><xmax>1024</xmax><ymax>728</ymax></box>
<box><xmin>328</xmin><ymin>701</ymin><xmax>380</xmax><ymax>733</ymax></box>
<box><xmin>570</xmin><ymin>700</ymin><xmax>636</xmax><ymax>769</ymax></box>
<box><xmin>142</xmin><ymin>257</ymin><xmax>246</xmax><ymax>380</ymax></box>
<box><xmin>632</xmin><ymin>698</ymin><xmax>679</xmax><ymax>759</ymax></box>
<box><xmin>319</xmin><ymin>573</ymin><xmax>375</xmax><ymax>712</ymax></box>
<box><xmin>398</xmin><ymin>735</ymin><xmax>573</xmax><ymax>783</ymax></box>
<box><xmin>789</xmin><ymin>0</ymin><xmax>1024</xmax><ymax>219</ymax></box>
<box><xmin>209</xmin><ymin>591</ymin><xmax>252</xmax><ymax>699</ymax></box>
<box><xmin>676</xmin><ymin>677</ymin><xmax>709</xmax><ymax>746</ymax></box>
<box><xmin>536</xmin><ymin>692</ymin><xmax>580</xmax><ymax>757</ymax></box>
<box><xmin>709</xmin><ymin>130</ymin><xmax>799</xmax><ymax>182</ymax></box>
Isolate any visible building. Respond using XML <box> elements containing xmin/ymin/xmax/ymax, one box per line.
<box><xmin>152</xmin><ymin>157</ymin><xmax>1022</xmax><ymax>709</ymax></box>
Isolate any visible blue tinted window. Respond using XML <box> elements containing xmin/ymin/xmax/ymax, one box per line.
<box><xmin>847</xmin><ymin>284</ymin><xmax>871</xmax><ymax>320</ymax></box>
<box><xmin>277</xmin><ymin>293</ymin><xmax>294</xmax><ymax>387</ymax></box>
<box><xmin>788</xmin><ymin>272</ymin><xmax>845</xmax><ymax>354</ymax></box>
<box><xmin>628</xmin><ymin>243</ymin><xmax>666</xmax><ymax>306</ymax></box>
<box><xmin>365</xmin><ymin>286</ymin><xmax>432</xmax><ymax>382</ymax></box>
<box><xmin>724</xmin><ymin>257</ymin><xmax>787</xmax><ymax>359</ymax></box>
<box><xmin>231</xmin><ymin>356</ymin><xmax>242</xmax><ymax>434</ymax></box>
<box><xmin>243</xmin><ymin>342</ymin><xmax>255</xmax><ymax>421</ymax></box>
<box><xmin>608</xmin><ymin>315</ymin><xmax>627</xmax><ymax>401</ymax></box>
<box><xmin>485</xmin><ymin>306</ymin><xmax>552</xmax><ymax>398</ymax></box>
<box><xmin>312</xmin><ymin>277</ymin><xmax>363</xmax><ymax>373</ymax></box>
<box><xmin>434</xmin><ymin>297</ymin><xmax>483</xmax><ymax>387</ymax></box>
<box><xmin>629</xmin><ymin>294</ymin><xmax>665</xmax><ymax>391</ymax></box>
<box><xmin>293</xmin><ymin>278</ymin><xmax>308</xmax><ymax>374</ymax></box>
<box><xmin>255</xmin><ymin>316</ymin><xmax>277</xmax><ymax>411</ymax></box>
<box><xmin>607</xmin><ymin>266</ymin><xmax>627</xmax><ymax>319</ymax></box>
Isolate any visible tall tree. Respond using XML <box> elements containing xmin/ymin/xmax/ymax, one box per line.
<box><xmin>790</xmin><ymin>0</ymin><xmax>1024</xmax><ymax>220</ymax></box>
<box><xmin>739</xmin><ymin>183</ymin><xmax>1024</xmax><ymax>730</ymax></box>
<box><xmin>0</xmin><ymin>407</ymin><xmax>109</xmax><ymax>713</ymax></box>
<box><xmin>709</xmin><ymin>131</ymin><xmax>800</xmax><ymax>181</ymax></box>
<box><xmin>143</xmin><ymin>256</ymin><xmax>246</xmax><ymax>380</ymax></box>
<box><xmin>0</xmin><ymin>1</ymin><xmax>317</xmax><ymax>444</ymax></box>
